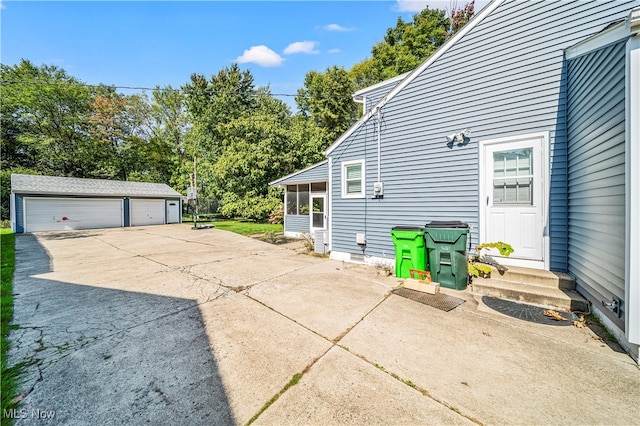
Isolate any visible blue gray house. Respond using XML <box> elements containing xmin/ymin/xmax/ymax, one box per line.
<box><xmin>273</xmin><ymin>0</ymin><xmax>640</xmax><ymax>360</ymax></box>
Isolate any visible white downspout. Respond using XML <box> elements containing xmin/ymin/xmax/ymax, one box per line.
<box><xmin>353</xmin><ymin>95</ymin><xmax>367</xmax><ymax>117</ymax></box>
<box><xmin>377</xmin><ymin>107</ymin><xmax>381</xmax><ymax>185</ymax></box>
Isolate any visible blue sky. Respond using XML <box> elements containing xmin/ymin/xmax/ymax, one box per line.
<box><xmin>1</xmin><ymin>1</ymin><xmax>488</xmax><ymax>108</ymax></box>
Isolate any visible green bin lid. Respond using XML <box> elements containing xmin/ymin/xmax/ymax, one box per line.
<box><xmin>425</xmin><ymin>221</ymin><xmax>469</xmax><ymax>229</ymax></box>
<box><xmin>392</xmin><ymin>226</ymin><xmax>424</xmax><ymax>231</ymax></box>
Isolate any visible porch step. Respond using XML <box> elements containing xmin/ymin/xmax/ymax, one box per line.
<box><xmin>471</xmin><ymin>265</ymin><xmax>588</xmax><ymax>312</ymax></box>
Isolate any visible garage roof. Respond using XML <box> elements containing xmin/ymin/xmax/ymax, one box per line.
<box><xmin>11</xmin><ymin>174</ymin><xmax>182</xmax><ymax>198</ymax></box>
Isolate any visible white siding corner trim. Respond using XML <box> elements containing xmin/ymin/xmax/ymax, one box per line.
<box><xmin>341</xmin><ymin>160</ymin><xmax>366</xmax><ymax>199</ymax></box>
<box><xmin>625</xmin><ymin>34</ymin><xmax>640</xmax><ymax>346</ymax></box>
<box><xmin>328</xmin><ymin>157</ymin><xmax>333</xmax><ymax>252</ymax></box>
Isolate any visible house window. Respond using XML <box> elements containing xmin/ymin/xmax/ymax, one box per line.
<box><xmin>342</xmin><ymin>160</ymin><xmax>365</xmax><ymax>198</ymax></box>
<box><xmin>286</xmin><ymin>184</ymin><xmax>309</xmax><ymax>215</ymax></box>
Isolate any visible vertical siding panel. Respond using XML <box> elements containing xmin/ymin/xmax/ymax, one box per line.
<box><xmin>15</xmin><ymin>194</ymin><xmax>24</xmax><ymax>233</ymax></box>
<box><xmin>567</xmin><ymin>41</ymin><xmax>627</xmax><ymax>310</ymax></box>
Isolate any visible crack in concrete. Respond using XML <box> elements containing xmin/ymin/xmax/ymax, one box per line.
<box><xmin>242</xmin><ymin>288</ymin><xmax>482</xmax><ymax>425</ymax></box>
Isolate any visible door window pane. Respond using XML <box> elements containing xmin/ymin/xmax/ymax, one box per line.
<box><xmin>312</xmin><ymin>213</ymin><xmax>324</xmax><ymax>228</ymax></box>
<box><xmin>313</xmin><ymin>197</ymin><xmax>324</xmax><ymax>213</ymax></box>
<box><xmin>493</xmin><ymin>149</ymin><xmax>533</xmax><ymax>205</ymax></box>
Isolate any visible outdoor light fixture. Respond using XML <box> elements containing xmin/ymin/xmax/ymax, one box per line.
<box><xmin>445</xmin><ymin>128</ymin><xmax>471</xmax><ymax>144</ymax></box>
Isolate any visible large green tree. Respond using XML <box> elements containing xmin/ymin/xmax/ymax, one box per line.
<box><xmin>348</xmin><ymin>2</ymin><xmax>474</xmax><ymax>89</ymax></box>
<box><xmin>150</xmin><ymin>86</ymin><xmax>189</xmax><ymax>189</ymax></box>
<box><xmin>295</xmin><ymin>65</ymin><xmax>358</xmax><ymax>144</ymax></box>
<box><xmin>0</xmin><ymin>60</ymin><xmax>98</xmax><ymax>176</ymax></box>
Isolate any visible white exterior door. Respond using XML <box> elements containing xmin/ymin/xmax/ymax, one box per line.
<box><xmin>310</xmin><ymin>194</ymin><xmax>327</xmax><ymax>234</ymax></box>
<box><xmin>480</xmin><ymin>134</ymin><xmax>547</xmax><ymax>268</ymax></box>
<box><xmin>24</xmin><ymin>198</ymin><xmax>123</xmax><ymax>232</ymax></box>
<box><xmin>130</xmin><ymin>199</ymin><xmax>165</xmax><ymax>226</ymax></box>
<box><xmin>166</xmin><ymin>200</ymin><xmax>180</xmax><ymax>223</ymax></box>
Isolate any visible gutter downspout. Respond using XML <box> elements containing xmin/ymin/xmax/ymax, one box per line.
<box><xmin>353</xmin><ymin>95</ymin><xmax>367</xmax><ymax>117</ymax></box>
<box><xmin>376</xmin><ymin>107</ymin><xmax>381</xmax><ymax>185</ymax></box>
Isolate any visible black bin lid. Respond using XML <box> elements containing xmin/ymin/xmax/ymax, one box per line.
<box><xmin>425</xmin><ymin>220</ymin><xmax>469</xmax><ymax>229</ymax></box>
<box><xmin>392</xmin><ymin>225</ymin><xmax>424</xmax><ymax>231</ymax></box>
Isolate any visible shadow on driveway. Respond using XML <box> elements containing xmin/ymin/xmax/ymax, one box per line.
<box><xmin>7</xmin><ymin>234</ymin><xmax>234</xmax><ymax>425</ymax></box>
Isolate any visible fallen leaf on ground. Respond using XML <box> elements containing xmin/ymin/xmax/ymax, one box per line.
<box><xmin>574</xmin><ymin>315</ymin><xmax>587</xmax><ymax>328</ymax></box>
<box><xmin>542</xmin><ymin>309</ymin><xmax>567</xmax><ymax>321</ymax></box>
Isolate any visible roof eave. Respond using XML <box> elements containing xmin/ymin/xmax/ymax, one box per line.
<box><xmin>268</xmin><ymin>160</ymin><xmax>329</xmax><ymax>187</ymax></box>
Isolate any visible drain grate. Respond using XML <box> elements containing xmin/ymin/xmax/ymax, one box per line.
<box><xmin>482</xmin><ymin>296</ymin><xmax>578</xmax><ymax>326</ymax></box>
<box><xmin>392</xmin><ymin>288</ymin><xmax>466</xmax><ymax>312</ymax></box>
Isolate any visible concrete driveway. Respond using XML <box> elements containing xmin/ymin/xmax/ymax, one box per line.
<box><xmin>7</xmin><ymin>225</ymin><xmax>639</xmax><ymax>425</ymax></box>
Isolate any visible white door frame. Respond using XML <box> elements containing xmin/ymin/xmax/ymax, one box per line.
<box><xmin>479</xmin><ymin>132</ymin><xmax>550</xmax><ymax>270</ymax></box>
<box><xmin>310</xmin><ymin>193</ymin><xmax>327</xmax><ymax>234</ymax></box>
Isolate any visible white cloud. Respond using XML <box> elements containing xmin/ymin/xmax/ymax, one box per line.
<box><xmin>235</xmin><ymin>45</ymin><xmax>284</xmax><ymax>67</ymax></box>
<box><xmin>283</xmin><ymin>41</ymin><xmax>320</xmax><ymax>55</ymax></box>
<box><xmin>323</xmin><ymin>23</ymin><xmax>354</xmax><ymax>32</ymax></box>
<box><xmin>328</xmin><ymin>49</ymin><xmax>341</xmax><ymax>54</ymax></box>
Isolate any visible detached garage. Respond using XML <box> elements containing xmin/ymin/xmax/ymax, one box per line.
<box><xmin>11</xmin><ymin>174</ymin><xmax>182</xmax><ymax>233</ymax></box>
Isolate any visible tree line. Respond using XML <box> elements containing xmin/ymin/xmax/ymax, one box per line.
<box><xmin>0</xmin><ymin>3</ymin><xmax>474</xmax><ymax>222</ymax></box>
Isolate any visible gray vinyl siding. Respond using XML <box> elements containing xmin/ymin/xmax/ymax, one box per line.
<box><xmin>567</xmin><ymin>40</ymin><xmax>627</xmax><ymax>322</ymax></box>
<box><xmin>285</xmin><ymin>215</ymin><xmax>310</xmax><ymax>234</ymax></box>
<box><xmin>328</xmin><ymin>0</ymin><xmax>638</xmax><ymax>270</ymax></box>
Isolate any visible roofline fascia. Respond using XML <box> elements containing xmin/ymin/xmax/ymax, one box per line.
<box><xmin>565</xmin><ymin>19</ymin><xmax>632</xmax><ymax>60</ymax></box>
<box><xmin>324</xmin><ymin>0</ymin><xmax>505</xmax><ymax>156</ymax></box>
<box><xmin>268</xmin><ymin>160</ymin><xmax>329</xmax><ymax>187</ymax></box>
<box><xmin>13</xmin><ymin>192</ymin><xmax>182</xmax><ymax>198</ymax></box>
<box><xmin>628</xmin><ymin>6</ymin><xmax>640</xmax><ymax>31</ymax></box>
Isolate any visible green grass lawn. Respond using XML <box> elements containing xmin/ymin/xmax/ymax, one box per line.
<box><xmin>1</xmin><ymin>229</ymin><xmax>19</xmax><ymax>425</ymax></box>
<box><xmin>187</xmin><ymin>219</ymin><xmax>283</xmax><ymax>236</ymax></box>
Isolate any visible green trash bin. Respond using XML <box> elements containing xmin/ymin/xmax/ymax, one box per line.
<box><xmin>390</xmin><ymin>226</ymin><xmax>427</xmax><ymax>279</ymax></box>
<box><xmin>424</xmin><ymin>221</ymin><xmax>469</xmax><ymax>290</ymax></box>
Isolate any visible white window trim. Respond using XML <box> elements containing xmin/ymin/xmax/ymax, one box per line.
<box><xmin>341</xmin><ymin>160</ymin><xmax>365</xmax><ymax>199</ymax></box>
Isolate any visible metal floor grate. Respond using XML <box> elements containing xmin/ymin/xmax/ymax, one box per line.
<box><xmin>392</xmin><ymin>288</ymin><xmax>466</xmax><ymax>312</ymax></box>
<box><xmin>482</xmin><ymin>296</ymin><xmax>578</xmax><ymax>326</ymax></box>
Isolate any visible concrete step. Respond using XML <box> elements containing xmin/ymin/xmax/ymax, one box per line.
<box><xmin>470</xmin><ymin>265</ymin><xmax>588</xmax><ymax>312</ymax></box>
<box><xmin>486</xmin><ymin>265</ymin><xmax>575</xmax><ymax>289</ymax></box>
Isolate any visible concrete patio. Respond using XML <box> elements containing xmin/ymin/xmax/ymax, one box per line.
<box><xmin>7</xmin><ymin>225</ymin><xmax>639</xmax><ymax>425</ymax></box>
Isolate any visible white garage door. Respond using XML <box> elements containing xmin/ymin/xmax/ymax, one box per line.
<box><xmin>130</xmin><ymin>199</ymin><xmax>165</xmax><ymax>226</ymax></box>
<box><xmin>25</xmin><ymin>198</ymin><xmax>123</xmax><ymax>232</ymax></box>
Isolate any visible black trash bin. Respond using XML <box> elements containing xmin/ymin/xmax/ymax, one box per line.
<box><xmin>424</xmin><ymin>221</ymin><xmax>469</xmax><ymax>290</ymax></box>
